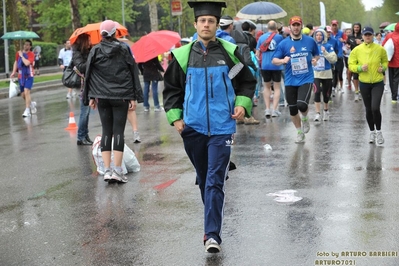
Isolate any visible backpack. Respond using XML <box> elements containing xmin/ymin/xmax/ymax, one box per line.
<box><xmin>259</xmin><ymin>32</ymin><xmax>276</xmax><ymax>52</ymax></box>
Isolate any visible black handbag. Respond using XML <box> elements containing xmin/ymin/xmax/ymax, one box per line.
<box><xmin>62</xmin><ymin>62</ymin><xmax>84</xmax><ymax>89</ymax></box>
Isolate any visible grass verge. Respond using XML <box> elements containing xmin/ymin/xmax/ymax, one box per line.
<box><xmin>0</xmin><ymin>73</ymin><xmax>63</xmax><ymax>90</ymax></box>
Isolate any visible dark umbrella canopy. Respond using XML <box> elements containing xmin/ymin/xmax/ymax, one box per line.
<box><xmin>236</xmin><ymin>2</ymin><xmax>287</xmax><ymax>21</ymax></box>
<box><xmin>379</xmin><ymin>22</ymin><xmax>391</xmax><ymax>28</ymax></box>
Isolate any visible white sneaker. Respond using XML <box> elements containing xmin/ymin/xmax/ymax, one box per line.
<box><xmin>66</xmin><ymin>93</ymin><xmax>72</xmax><ymax>99</ymax></box>
<box><xmin>204</xmin><ymin>238</ymin><xmax>221</xmax><ymax>253</ymax></box>
<box><xmin>295</xmin><ymin>131</ymin><xmax>305</xmax><ymax>143</ymax></box>
<box><xmin>264</xmin><ymin>109</ymin><xmax>271</xmax><ymax>118</ymax></box>
<box><xmin>30</xmin><ymin>101</ymin><xmax>37</xmax><ymax>114</ymax></box>
<box><xmin>72</xmin><ymin>91</ymin><xmax>77</xmax><ymax>97</ymax></box>
<box><xmin>302</xmin><ymin>117</ymin><xmax>310</xmax><ymax>133</ymax></box>
<box><xmin>271</xmin><ymin>110</ymin><xmax>281</xmax><ymax>117</ymax></box>
<box><xmin>154</xmin><ymin>107</ymin><xmax>164</xmax><ymax>112</ymax></box>
<box><xmin>376</xmin><ymin>132</ymin><xmax>384</xmax><ymax>145</ymax></box>
<box><xmin>314</xmin><ymin>113</ymin><xmax>321</xmax><ymax>122</ymax></box>
<box><xmin>323</xmin><ymin>110</ymin><xmax>329</xmax><ymax>121</ymax></box>
<box><xmin>369</xmin><ymin>132</ymin><xmax>376</xmax><ymax>144</ymax></box>
<box><xmin>133</xmin><ymin>131</ymin><xmax>141</xmax><ymax>143</ymax></box>
<box><xmin>103</xmin><ymin>169</ymin><xmax>112</xmax><ymax>182</ymax></box>
<box><xmin>22</xmin><ymin>108</ymin><xmax>31</xmax><ymax>117</ymax></box>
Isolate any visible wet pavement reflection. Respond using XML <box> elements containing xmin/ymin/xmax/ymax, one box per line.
<box><xmin>0</xmin><ymin>85</ymin><xmax>398</xmax><ymax>265</ymax></box>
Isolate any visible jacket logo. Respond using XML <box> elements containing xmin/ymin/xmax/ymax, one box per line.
<box><xmin>301</xmin><ymin>47</ymin><xmax>307</xmax><ymax>51</ymax></box>
<box><xmin>217</xmin><ymin>60</ymin><xmax>226</xmax><ymax>65</ymax></box>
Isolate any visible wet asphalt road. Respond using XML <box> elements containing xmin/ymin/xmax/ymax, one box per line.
<box><xmin>1</xmin><ymin>83</ymin><xmax>399</xmax><ymax>266</ymax></box>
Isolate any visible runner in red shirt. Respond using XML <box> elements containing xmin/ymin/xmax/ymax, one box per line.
<box><xmin>10</xmin><ymin>40</ymin><xmax>36</xmax><ymax>117</ymax></box>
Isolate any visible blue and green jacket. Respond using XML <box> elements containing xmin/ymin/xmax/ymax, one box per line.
<box><xmin>163</xmin><ymin>38</ymin><xmax>256</xmax><ymax>136</ymax></box>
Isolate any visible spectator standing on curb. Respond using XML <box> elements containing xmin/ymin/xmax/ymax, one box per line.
<box><xmin>72</xmin><ymin>33</ymin><xmax>93</xmax><ymax>146</ymax></box>
<box><xmin>163</xmin><ymin>0</ymin><xmax>256</xmax><ymax>253</ymax></box>
<box><xmin>59</xmin><ymin>40</ymin><xmax>75</xmax><ymax>99</ymax></box>
<box><xmin>10</xmin><ymin>40</ymin><xmax>37</xmax><ymax>117</ymax></box>
<box><xmin>138</xmin><ymin>57</ymin><xmax>164</xmax><ymax>112</ymax></box>
<box><xmin>83</xmin><ymin>20</ymin><xmax>143</xmax><ymax>183</ymax></box>
<box><xmin>272</xmin><ymin>16</ymin><xmax>319</xmax><ymax>143</ymax></box>
<box><xmin>33</xmin><ymin>46</ymin><xmax>41</xmax><ymax>76</ymax></box>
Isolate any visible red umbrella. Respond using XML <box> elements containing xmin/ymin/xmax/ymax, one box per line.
<box><xmin>379</xmin><ymin>22</ymin><xmax>391</xmax><ymax>28</ymax></box>
<box><xmin>131</xmin><ymin>30</ymin><xmax>181</xmax><ymax>63</ymax></box>
<box><xmin>69</xmin><ymin>22</ymin><xmax>128</xmax><ymax>45</ymax></box>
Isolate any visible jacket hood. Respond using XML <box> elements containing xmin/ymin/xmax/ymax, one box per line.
<box><xmin>99</xmin><ymin>40</ymin><xmax>123</xmax><ymax>57</ymax></box>
<box><xmin>395</xmin><ymin>23</ymin><xmax>399</xmax><ymax>33</ymax></box>
<box><xmin>313</xmin><ymin>29</ymin><xmax>328</xmax><ymax>44</ymax></box>
<box><xmin>230</xmin><ymin>30</ymin><xmax>248</xmax><ymax>44</ymax></box>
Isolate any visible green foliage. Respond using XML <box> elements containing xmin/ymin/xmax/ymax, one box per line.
<box><xmin>3</xmin><ymin>42</ymin><xmax>58</xmax><ymax>69</ymax></box>
<box><xmin>33</xmin><ymin>0</ymin><xmax>136</xmax><ymax>43</ymax></box>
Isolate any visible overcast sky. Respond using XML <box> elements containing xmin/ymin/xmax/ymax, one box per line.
<box><xmin>362</xmin><ymin>0</ymin><xmax>383</xmax><ymax>10</ymax></box>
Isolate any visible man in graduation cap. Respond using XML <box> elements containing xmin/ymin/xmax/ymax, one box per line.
<box><xmin>163</xmin><ymin>1</ymin><xmax>256</xmax><ymax>254</ymax></box>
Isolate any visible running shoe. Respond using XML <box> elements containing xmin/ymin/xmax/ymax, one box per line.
<box><xmin>133</xmin><ymin>131</ymin><xmax>141</xmax><ymax>143</ymax></box>
<box><xmin>376</xmin><ymin>132</ymin><xmax>384</xmax><ymax>145</ymax></box>
<box><xmin>111</xmin><ymin>170</ymin><xmax>128</xmax><ymax>183</ymax></box>
<box><xmin>272</xmin><ymin>110</ymin><xmax>281</xmax><ymax>117</ymax></box>
<box><xmin>369</xmin><ymin>132</ymin><xmax>376</xmax><ymax>144</ymax></box>
<box><xmin>30</xmin><ymin>101</ymin><xmax>37</xmax><ymax>114</ymax></box>
<box><xmin>103</xmin><ymin>169</ymin><xmax>112</xmax><ymax>182</ymax></box>
<box><xmin>295</xmin><ymin>131</ymin><xmax>305</xmax><ymax>143</ymax></box>
<box><xmin>302</xmin><ymin>117</ymin><xmax>310</xmax><ymax>133</ymax></box>
<box><xmin>154</xmin><ymin>107</ymin><xmax>164</xmax><ymax>112</ymax></box>
<box><xmin>323</xmin><ymin>110</ymin><xmax>329</xmax><ymax>121</ymax></box>
<box><xmin>314</xmin><ymin>113</ymin><xmax>321</xmax><ymax>122</ymax></box>
<box><xmin>264</xmin><ymin>109</ymin><xmax>271</xmax><ymax>118</ymax></box>
<box><xmin>22</xmin><ymin>108</ymin><xmax>31</xmax><ymax>117</ymax></box>
<box><xmin>204</xmin><ymin>238</ymin><xmax>221</xmax><ymax>253</ymax></box>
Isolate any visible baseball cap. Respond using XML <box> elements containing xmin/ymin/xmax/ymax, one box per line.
<box><xmin>362</xmin><ymin>26</ymin><xmax>374</xmax><ymax>35</ymax></box>
<box><xmin>100</xmin><ymin>20</ymin><xmax>117</xmax><ymax>37</ymax></box>
<box><xmin>302</xmin><ymin>27</ymin><xmax>310</xmax><ymax>35</ymax></box>
<box><xmin>331</xmin><ymin>20</ymin><xmax>338</xmax><ymax>25</ymax></box>
<box><xmin>326</xmin><ymin>26</ymin><xmax>332</xmax><ymax>32</ymax></box>
<box><xmin>219</xmin><ymin>15</ymin><xmax>234</xmax><ymax>26</ymax></box>
<box><xmin>289</xmin><ymin>16</ymin><xmax>302</xmax><ymax>25</ymax></box>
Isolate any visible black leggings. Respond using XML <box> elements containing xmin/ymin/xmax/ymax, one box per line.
<box><xmin>359</xmin><ymin>81</ymin><xmax>384</xmax><ymax>131</ymax></box>
<box><xmin>285</xmin><ymin>83</ymin><xmax>313</xmax><ymax>116</ymax></box>
<box><xmin>314</xmin><ymin>78</ymin><xmax>332</xmax><ymax>103</ymax></box>
<box><xmin>97</xmin><ymin>99</ymin><xmax>129</xmax><ymax>152</ymax></box>
<box><xmin>332</xmin><ymin>58</ymin><xmax>344</xmax><ymax>87</ymax></box>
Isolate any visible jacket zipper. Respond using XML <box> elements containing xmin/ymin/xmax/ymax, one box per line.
<box><xmin>185</xmin><ymin>74</ymin><xmax>192</xmax><ymax>117</ymax></box>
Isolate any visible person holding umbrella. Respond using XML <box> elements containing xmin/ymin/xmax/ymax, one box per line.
<box><xmin>163</xmin><ymin>1</ymin><xmax>256</xmax><ymax>253</ymax></box>
<box><xmin>10</xmin><ymin>39</ymin><xmax>37</xmax><ymax>117</ymax></box>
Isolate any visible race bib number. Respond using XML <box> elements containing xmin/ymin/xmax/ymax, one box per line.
<box><xmin>314</xmin><ymin>57</ymin><xmax>325</xmax><ymax>71</ymax></box>
<box><xmin>291</xmin><ymin>56</ymin><xmax>308</xmax><ymax>75</ymax></box>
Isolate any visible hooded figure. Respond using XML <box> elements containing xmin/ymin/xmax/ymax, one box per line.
<box><xmin>313</xmin><ymin>29</ymin><xmax>337</xmax><ymax>79</ymax></box>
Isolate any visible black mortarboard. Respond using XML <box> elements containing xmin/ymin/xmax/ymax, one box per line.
<box><xmin>188</xmin><ymin>1</ymin><xmax>226</xmax><ymax>19</ymax></box>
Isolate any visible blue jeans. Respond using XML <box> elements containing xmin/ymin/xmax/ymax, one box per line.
<box><xmin>144</xmin><ymin>80</ymin><xmax>160</xmax><ymax>109</ymax></box>
<box><xmin>77</xmin><ymin>97</ymin><xmax>90</xmax><ymax>141</ymax></box>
